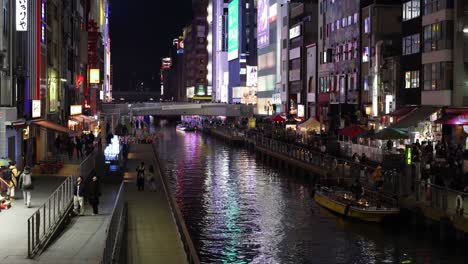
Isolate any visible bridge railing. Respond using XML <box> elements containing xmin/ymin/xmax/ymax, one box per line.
<box><xmin>102</xmin><ymin>182</ymin><xmax>127</xmax><ymax>264</ymax></box>
<box><xmin>27</xmin><ymin>151</ymin><xmax>96</xmax><ymax>258</ymax></box>
<box><xmin>151</xmin><ymin>143</ymin><xmax>200</xmax><ymax>264</ymax></box>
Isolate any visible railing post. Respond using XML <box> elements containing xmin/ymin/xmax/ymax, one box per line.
<box><xmin>28</xmin><ymin>219</ymin><xmax>31</xmax><ymax>258</ymax></box>
<box><xmin>35</xmin><ymin>212</ymin><xmax>40</xmax><ymax>246</ymax></box>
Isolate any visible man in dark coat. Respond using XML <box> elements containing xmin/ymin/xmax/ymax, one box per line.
<box><xmin>88</xmin><ymin>176</ymin><xmax>101</xmax><ymax>215</ymax></box>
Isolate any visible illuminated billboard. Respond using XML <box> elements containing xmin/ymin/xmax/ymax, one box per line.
<box><xmin>246</xmin><ymin>66</ymin><xmax>258</xmax><ymax>87</ymax></box>
<box><xmin>90</xmin><ymin>69</ymin><xmax>100</xmax><ymax>84</ymax></box>
<box><xmin>228</xmin><ymin>0</ymin><xmax>239</xmax><ymax>61</ymax></box>
<box><xmin>257</xmin><ymin>0</ymin><xmax>269</xmax><ymax>49</ymax></box>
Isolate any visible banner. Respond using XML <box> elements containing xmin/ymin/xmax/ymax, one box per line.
<box><xmin>257</xmin><ymin>0</ymin><xmax>269</xmax><ymax>49</ymax></box>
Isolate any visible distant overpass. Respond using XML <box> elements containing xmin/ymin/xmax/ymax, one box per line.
<box><xmin>101</xmin><ymin>102</ymin><xmax>255</xmax><ymax>117</ymax></box>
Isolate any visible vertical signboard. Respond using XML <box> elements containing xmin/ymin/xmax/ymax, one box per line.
<box><xmin>228</xmin><ymin>0</ymin><xmax>239</xmax><ymax>61</ymax></box>
<box><xmin>16</xmin><ymin>0</ymin><xmax>28</xmax><ymax>31</ymax></box>
<box><xmin>246</xmin><ymin>66</ymin><xmax>258</xmax><ymax>87</ymax></box>
<box><xmin>32</xmin><ymin>100</ymin><xmax>41</xmax><ymax>118</ymax></box>
<box><xmin>257</xmin><ymin>0</ymin><xmax>269</xmax><ymax>49</ymax></box>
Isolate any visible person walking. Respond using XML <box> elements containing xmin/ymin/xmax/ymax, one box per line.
<box><xmin>136</xmin><ymin>162</ymin><xmax>146</xmax><ymax>191</ymax></box>
<box><xmin>146</xmin><ymin>165</ymin><xmax>157</xmax><ymax>192</ymax></box>
<box><xmin>73</xmin><ymin>176</ymin><xmax>85</xmax><ymax>215</ymax></box>
<box><xmin>7</xmin><ymin>161</ymin><xmax>19</xmax><ymax>200</ymax></box>
<box><xmin>19</xmin><ymin>166</ymin><xmax>33</xmax><ymax>207</ymax></box>
<box><xmin>88</xmin><ymin>176</ymin><xmax>101</xmax><ymax>215</ymax></box>
<box><xmin>67</xmin><ymin>138</ymin><xmax>75</xmax><ymax>160</ymax></box>
<box><xmin>75</xmin><ymin>136</ymin><xmax>83</xmax><ymax>159</ymax></box>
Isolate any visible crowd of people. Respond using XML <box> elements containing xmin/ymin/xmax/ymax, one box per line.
<box><xmin>412</xmin><ymin>140</ymin><xmax>468</xmax><ymax>192</ymax></box>
<box><xmin>54</xmin><ymin>133</ymin><xmax>97</xmax><ymax>160</ymax></box>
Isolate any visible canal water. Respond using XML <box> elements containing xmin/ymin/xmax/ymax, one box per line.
<box><xmin>156</xmin><ymin>126</ymin><xmax>465</xmax><ymax>264</ymax></box>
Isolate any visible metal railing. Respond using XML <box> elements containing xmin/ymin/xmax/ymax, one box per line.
<box><xmin>27</xmin><ymin>151</ymin><xmax>96</xmax><ymax>258</ymax></box>
<box><xmin>247</xmin><ymin>132</ymin><xmax>400</xmax><ymax>195</ymax></box>
<box><xmin>151</xmin><ymin>143</ymin><xmax>200</xmax><ymax>264</ymax></box>
<box><xmin>102</xmin><ymin>182</ymin><xmax>127</xmax><ymax>264</ymax></box>
<box><xmin>415</xmin><ymin>181</ymin><xmax>468</xmax><ymax>218</ymax></box>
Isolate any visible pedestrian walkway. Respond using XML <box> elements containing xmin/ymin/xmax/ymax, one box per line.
<box><xmin>36</xmin><ymin>183</ymin><xmax>119</xmax><ymax>264</ymax></box>
<box><xmin>0</xmin><ymin>176</ymin><xmax>64</xmax><ymax>263</ymax></box>
<box><xmin>125</xmin><ymin>144</ymin><xmax>187</xmax><ymax>264</ymax></box>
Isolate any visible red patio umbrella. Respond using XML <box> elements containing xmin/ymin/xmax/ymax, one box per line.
<box><xmin>338</xmin><ymin>125</ymin><xmax>367</xmax><ymax>138</ymax></box>
<box><xmin>271</xmin><ymin>115</ymin><xmax>286</xmax><ymax>122</ymax></box>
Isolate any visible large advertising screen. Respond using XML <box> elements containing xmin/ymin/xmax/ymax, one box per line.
<box><xmin>257</xmin><ymin>0</ymin><xmax>269</xmax><ymax>49</ymax></box>
<box><xmin>228</xmin><ymin>0</ymin><xmax>239</xmax><ymax>61</ymax></box>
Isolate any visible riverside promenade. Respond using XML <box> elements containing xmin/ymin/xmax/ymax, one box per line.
<box><xmin>124</xmin><ymin>144</ymin><xmax>188</xmax><ymax>264</ymax></box>
<box><xmin>209</xmin><ymin>127</ymin><xmax>468</xmax><ymax>241</ymax></box>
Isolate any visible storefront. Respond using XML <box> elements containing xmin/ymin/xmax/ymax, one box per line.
<box><xmin>389</xmin><ymin>106</ymin><xmax>441</xmax><ymax>144</ymax></box>
<box><xmin>68</xmin><ymin>105</ymin><xmax>98</xmax><ymax>135</ymax></box>
<box><xmin>435</xmin><ymin>108</ymin><xmax>468</xmax><ymax>147</ymax></box>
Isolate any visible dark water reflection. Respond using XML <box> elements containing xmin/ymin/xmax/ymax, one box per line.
<box><xmin>156</xmin><ymin>127</ymin><xmax>465</xmax><ymax>264</ymax></box>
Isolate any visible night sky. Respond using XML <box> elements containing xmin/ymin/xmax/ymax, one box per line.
<box><xmin>110</xmin><ymin>0</ymin><xmax>192</xmax><ymax>91</ymax></box>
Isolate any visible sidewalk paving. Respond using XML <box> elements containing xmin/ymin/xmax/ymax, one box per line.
<box><xmin>125</xmin><ymin>144</ymin><xmax>187</xmax><ymax>264</ymax></box>
<box><xmin>0</xmin><ymin>176</ymin><xmax>65</xmax><ymax>263</ymax></box>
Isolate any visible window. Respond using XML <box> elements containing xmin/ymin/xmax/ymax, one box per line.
<box><xmin>364</xmin><ymin>76</ymin><xmax>369</xmax><ymax>91</ymax></box>
<box><xmin>331</xmin><ymin>22</ymin><xmax>335</xmax><ymax>32</ymax></box>
<box><xmin>424</xmin><ymin>0</ymin><xmax>453</xmax><ymax>15</ymax></box>
<box><xmin>405</xmin><ymin>70</ymin><xmax>419</xmax><ymax>89</ymax></box>
<box><xmin>336</xmin><ymin>20</ymin><xmax>340</xmax><ymax>30</ymax></box>
<box><xmin>402</xmin><ymin>34</ymin><xmax>420</xmax><ymax>55</ymax></box>
<box><xmin>354</xmin><ymin>13</ymin><xmax>358</xmax><ymax>24</ymax></box>
<box><xmin>348</xmin><ymin>16</ymin><xmax>352</xmax><ymax>26</ymax></box>
<box><xmin>353</xmin><ymin>40</ymin><xmax>358</xmax><ymax>59</ymax></box>
<box><xmin>348</xmin><ymin>42</ymin><xmax>353</xmax><ymax>60</ymax></box>
<box><xmin>423</xmin><ymin>21</ymin><xmax>453</xmax><ymax>52</ymax></box>
<box><xmin>364</xmin><ymin>17</ymin><xmax>370</xmax><ymax>33</ymax></box>
<box><xmin>342</xmin><ymin>17</ymin><xmax>347</xmax><ymax>28</ymax></box>
<box><xmin>403</xmin><ymin>0</ymin><xmax>420</xmax><ymax>21</ymax></box>
<box><xmin>362</xmin><ymin>47</ymin><xmax>369</xmax><ymax>62</ymax></box>
<box><xmin>423</xmin><ymin>62</ymin><xmax>453</xmax><ymax>90</ymax></box>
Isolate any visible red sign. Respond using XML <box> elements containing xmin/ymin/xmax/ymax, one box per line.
<box><xmin>76</xmin><ymin>75</ymin><xmax>84</xmax><ymax>89</ymax></box>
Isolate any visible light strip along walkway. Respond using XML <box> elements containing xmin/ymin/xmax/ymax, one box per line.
<box><xmin>125</xmin><ymin>144</ymin><xmax>187</xmax><ymax>264</ymax></box>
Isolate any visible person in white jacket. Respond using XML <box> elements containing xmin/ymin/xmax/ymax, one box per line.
<box><xmin>19</xmin><ymin>166</ymin><xmax>33</xmax><ymax>207</ymax></box>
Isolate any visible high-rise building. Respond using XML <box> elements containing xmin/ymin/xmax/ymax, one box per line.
<box><xmin>318</xmin><ymin>0</ymin><xmax>361</xmax><ymax>132</ymax></box>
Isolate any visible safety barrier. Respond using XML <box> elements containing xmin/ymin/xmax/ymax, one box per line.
<box><xmin>415</xmin><ymin>181</ymin><xmax>468</xmax><ymax>218</ymax></box>
<box><xmin>102</xmin><ymin>182</ymin><xmax>127</xmax><ymax>264</ymax></box>
<box><xmin>27</xmin><ymin>151</ymin><xmax>96</xmax><ymax>258</ymax></box>
<box><xmin>246</xmin><ymin>132</ymin><xmax>400</xmax><ymax>195</ymax></box>
<box><xmin>151</xmin><ymin>143</ymin><xmax>200</xmax><ymax>264</ymax></box>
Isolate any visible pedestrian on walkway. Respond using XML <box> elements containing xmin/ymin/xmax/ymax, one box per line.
<box><xmin>67</xmin><ymin>138</ymin><xmax>75</xmax><ymax>160</ymax></box>
<box><xmin>7</xmin><ymin>161</ymin><xmax>19</xmax><ymax>200</ymax></box>
<box><xmin>146</xmin><ymin>165</ymin><xmax>157</xmax><ymax>192</ymax></box>
<box><xmin>19</xmin><ymin>166</ymin><xmax>33</xmax><ymax>207</ymax></box>
<box><xmin>136</xmin><ymin>162</ymin><xmax>146</xmax><ymax>191</ymax></box>
<box><xmin>73</xmin><ymin>176</ymin><xmax>85</xmax><ymax>215</ymax></box>
<box><xmin>88</xmin><ymin>176</ymin><xmax>101</xmax><ymax>215</ymax></box>
<box><xmin>75</xmin><ymin>136</ymin><xmax>83</xmax><ymax>159</ymax></box>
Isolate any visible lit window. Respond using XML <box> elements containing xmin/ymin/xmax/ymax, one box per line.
<box><xmin>402</xmin><ymin>33</ymin><xmax>420</xmax><ymax>55</ymax></box>
<box><xmin>405</xmin><ymin>70</ymin><xmax>419</xmax><ymax>89</ymax></box>
<box><xmin>364</xmin><ymin>17</ymin><xmax>370</xmax><ymax>33</ymax></box>
<box><xmin>354</xmin><ymin>13</ymin><xmax>358</xmax><ymax>24</ymax></box>
<box><xmin>362</xmin><ymin>47</ymin><xmax>369</xmax><ymax>62</ymax></box>
<box><xmin>403</xmin><ymin>0</ymin><xmax>420</xmax><ymax>21</ymax></box>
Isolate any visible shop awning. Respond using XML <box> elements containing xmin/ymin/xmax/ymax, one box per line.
<box><xmin>298</xmin><ymin>118</ymin><xmax>321</xmax><ymax>132</ymax></box>
<box><xmin>33</xmin><ymin>120</ymin><xmax>75</xmax><ymax>134</ymax></box>
<box><xmin>387</xmin><ymin>106</ymin><xmax>417</xmax><ymax>117</ymax></box>
<box><xmin>71</xmin><ymin>114</ymin><xmax>97</xmax><ymax>124</ymax></box>
<box><xmin>338</xmin><ymin>125</ymin><xmax>367</xmax><ymax>138</ymax></box>
<box><xmin>435</xmin><ymin>114</ymin><xmax>468</xmax><ymax>125</ymax></box>
<box><xmin>390</xmin><ymin>106</ymin><xmax>440</xmax><ymax>130</ymax></box>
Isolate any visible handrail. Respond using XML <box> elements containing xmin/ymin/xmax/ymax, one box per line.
<box><xmin>27</xmin><ymin>151</ymin><xmax>96</xmax><ymax>258</ymax></box>
<box><xmin>151</xmin><ymin>143</ymin><xmax>200</xmax><ymax>264</ymax></box>
<box><xmin>415</xmin><ymin>181</ymin><xmax>468</xmax><ymax>218</ymax></box>
<box><xmin>102</xmin><ymin>182</ymin><xmax>127</xmax><ymax>264</ymax></box>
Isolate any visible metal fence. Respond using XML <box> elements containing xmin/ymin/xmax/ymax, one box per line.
<box><xmin>248</xmin><ymin>132</ymin><xmax>400</xmax><ymax>194</ymax></box>
<box><xmin>102</xmin><ymin>182</ymin><xmax>127</xmax><ymax>264</ymax></box>
<box><xmin>415</xmin><ymin>181</ymin><xmax>468</xmax><ymax>218</ymax></box>
<box><xmin>27</xmin><ymin>151</ymin><xmax>96</xmax><ymax>258</ymax></box>
<box><xmin>151</xmin><ymin>143</ymin><xmax>200</xmax><ymax>264</ymax></box>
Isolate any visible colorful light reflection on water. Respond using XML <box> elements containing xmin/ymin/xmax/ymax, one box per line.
<box><xmin>157</xmin><ymin>126</ymin><xmax>466</xmax><ymax>264</ymax></box>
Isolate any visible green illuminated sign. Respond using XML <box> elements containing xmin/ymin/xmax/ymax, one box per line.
<box><xmin>406</xmin><ymin>147</ymin><xmax>412</xmax><ymax>165</ymax></box>
<box><xmin>228</xmin><ymin>0</ymin><xmax>239</xmax><ymax>61</ymax></box>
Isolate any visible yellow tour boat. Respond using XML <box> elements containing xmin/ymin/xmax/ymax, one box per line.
<box><xmin>314</xmin><ymin>187</ymin><xmax>400</xmax><ymax>223</ymax></box>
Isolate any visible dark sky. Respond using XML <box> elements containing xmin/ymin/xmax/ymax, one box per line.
<box><xmin>110</xmin><ymin>0</ymin><xmax>192</xmax><ymax>91</ymax></box>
